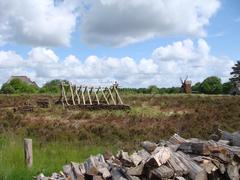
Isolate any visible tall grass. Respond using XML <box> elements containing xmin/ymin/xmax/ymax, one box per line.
<box><xmin>0</xmin><ymin>134</ymin><xmax>117</xmax><ymax>180</ymax></box>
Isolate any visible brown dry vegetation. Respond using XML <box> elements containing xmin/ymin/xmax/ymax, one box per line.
<box><xmin>0</xmin><ymin>94</ymin><xmax>239</xmax><ymax>150</ymax></box>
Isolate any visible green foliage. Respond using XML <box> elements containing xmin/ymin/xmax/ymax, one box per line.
<box><xmin>39</xmin><ymin>79</ymin><xmax>61</xmax><ymax>94</ymax></box>
<box><xmin>39</xmin><ymin>79</ymin><xmax>69</xmax><ymax>94</ymax></box>
<box><xmin>222</xmin><ymin>81</ymin><xmax>234</xmax><ymax>94</ymax></box>
<box><xmin>200</xmin><ymin>76</ymin><xmax>222</xmax><ymax>94</ymax></box>
<box><xmin>0</xmin><ymin>79</ymin><xmax>38</xmax><ymax>94</ymax></box>
<box><xmin>230</xmin><ymin>60</ymin><xmax>240</xmax><ymax>84</ymax></box>
<box><xmin>192</xmin><ymin>82</ymin><xmax>201</xmax><ymax>92</ymax></box>
<box><xmin>148</xmin><ymin>85</ymin><xmax>159</xmax><ymax>94</ymax></box>
<box><xmin>120</xmin><ymin>86</ymin><xmax>180</xmax><ymax>94</ymax></box>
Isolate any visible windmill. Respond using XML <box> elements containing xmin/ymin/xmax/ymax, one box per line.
<box><xmin>180</xmin><ymin>76</ymin><xmax>192</xmax><ymax>94</ymax></box>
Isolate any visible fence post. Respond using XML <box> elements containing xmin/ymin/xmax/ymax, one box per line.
<box><xmin>24</xmin><ymin>138</ymin><xmax>33</xmax><ymax>168</ymax></box>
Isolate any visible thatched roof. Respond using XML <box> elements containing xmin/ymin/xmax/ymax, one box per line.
<box><xmin>7</xmin><ymin>76</ymin><xmax>38</xmax><ymax>87</ymax></box>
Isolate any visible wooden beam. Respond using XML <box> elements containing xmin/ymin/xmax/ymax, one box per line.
<box><xmin>107</xmin><ymin>87</ymin><xmax>116</xmax><ymax>105</ymax></box>
<box><xmin>81</xmin><ymin>86</ymin><xmax>86</xmax><ymax>105</ymax></box>
<box><xmin>101</xmin><ymin>87</ymin><xmax>109</xmax><ymax>105</ymax></box>
<box><xmin>24</xmin><ymin>138</ymin><xmax>33</xmax><ymax>168</ymax></box>
<box><xmin>69</xmin><ymin>83</ymin><xmax>75</xmax><ymax>105</ymax></box>
<box><xmin>75</xmin><ymin>85</ymin><xmax>80</xmax><ymax>104</ymax></box>
<box><xmin>113</xmin><ymin>85</ymin><xmax>123</xmax><ymax>105</ymax></box>
<box><xmin>62</xmin><ymin>82</ymin><xmax>69</xmax><ymax>106</ymax></box>
<box><xmin>93</xmin><ymin>87</ymin><xmax>100</xmax><ymax>105</ymax></box>
<box><xmin>87</xmin><ymin>87</ymin><xmax>92</xmax><ymax>105</ymax></box>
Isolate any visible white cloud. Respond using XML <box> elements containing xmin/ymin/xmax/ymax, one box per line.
<box><xmin>81</xmin><ymin>0</ymin><xmax>220</xmax><ymax>46</ymax></box>
<box><xmin>0</xmin><ymin>0</ymin><xmax>78</xmax><ymax>46</ymax></box>
<box><xmin>0</xmin><ymin>39</ymin><xmax>235</xmax><ymax>87</ymax></box>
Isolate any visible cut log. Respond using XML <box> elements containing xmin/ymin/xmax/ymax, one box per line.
<box><xmin>63</xmin><ymin>164</ymin><xmax>76</xmax><ymax>180</ymax></box>
<box><xmin>218</xmin><ymin>129</ymin><xmax>240</xmax><ymax>147</ymax></box>
<box><xmin>168</xmin><ymin>134</ymin><xmax>187</xmax><ymax>144</ymax></box>
<box><xmin>137</xmin><ymin>149</ymin><xmax>151</xmax><ymax>162</ymax></box>
<box><xmin>175</xmin><ymin>151</ymin><xmax>207</xmax><ymax>180</ymax></box>
<box><xmin>178</xmin><ymin>142</ymin><xmax>210</xmax><ymax>155</ymax></box>
<box><xmin>145</xmin><ymin>147</ymin><xmax>171</xmax><ymax>168</ymax></box>
<box><xmin>167</xmin><ymin>155</ymin><xmax>186</xmax><ymax>176</ymax></box>
<box><xmin>127</xmin><ymin>163</ymin><xmax>144</xmax><ymax>176</ymax></box>
<box><xmin>140</xmin><ymin>141</ymin><xmax>157</xmax><ymax>153</ymax></box>
<box><xmin>149</xmin><ymin>165</ymin><xmax>174</xmax><ymax>179</ymax></box>
<box><xmin>71</xmin><ymin>162</ymin><xmax>85</xmax><ymax>180</ymax></box>
<box><xmin>118</xmin><ymin>150</ymin><xmax>133</xmax><ymax>167</ymax></box>
<box><xmin>130</xmin><ymin>152</ymin><xmax>142</xmax><ymax>166</ymax></box>
<box><xmin>111</xmin><ymin>167</ymin><xmax>127</xmax><ymax>180</ymax></box>
<box><xmin>227</xmin><ymin>163</ymin><xmax>240</xmax><ymax>180</ymax></box>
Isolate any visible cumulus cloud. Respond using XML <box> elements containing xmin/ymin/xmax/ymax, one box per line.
<box><xmin>0</xmin><ymin>0</ymin><xmax>78</xmax><ymax>46</ymax></box>
<box><xmin>81</xmin><ymin>0</ymin><xmax>220</xmax><ymax>46</ymax></box>
<box><xmin>0</xmin><ymin>39</ymin><xmax>234</xmax><ymax>87</ymax></box>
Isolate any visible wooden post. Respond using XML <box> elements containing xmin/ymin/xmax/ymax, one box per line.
<box><xmin>113</xmin><ymin>86</ymin><xmax>123</xmax><ymax>105</ymax></box>
<box><xmin>69</xmin><ymin>83</ymin><xmax>76</xmax><ymax>105</ymax></box>
<box><xmin>101</xmin><ymin>87</ymin><xmax>109</xmax><ymax>105</ymax></box>
<box><xmin>75</xmin><ymin>85</ymin><xmax>80</xmax><ymax>104</ymax></box>
<box><xmin>62</xmin><ymin>82</ymin><xmax>69</xmax><ymax>106</ymax></box>
<box><xmin>107</xmin><ymin>87</ymin><xmax>116</xmax><ymax>105</ymax></box>
<box><xmin>24</xmin><ymin>138</ymin><xmax>33</xmax><ymax>168</ymax></box>
<box><xmin>87</xmin><ymin>87</ymin><xmax>92</xmax><ymax>105</ymax></box>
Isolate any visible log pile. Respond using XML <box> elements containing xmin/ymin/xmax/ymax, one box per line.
<box><xmin>35</xmin><ymin>130</ymin><xmax>240</xmax><ymax>180</ymax></box>
<box><xmin>36</xmin><ymin>98</ymin><xmax>50</xmax><ymax>108</ymax></box>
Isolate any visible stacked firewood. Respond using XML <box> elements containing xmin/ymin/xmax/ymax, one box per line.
<box><xmin>35</xmin><ymin>130</ymin><xmax>240</xmax><ymax>180</ymax></box>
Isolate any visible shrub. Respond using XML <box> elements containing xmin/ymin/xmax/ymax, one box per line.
<box><xmin>0</xmin><ymin>79</ymin><xmax>38</xmax><ymax>94</ymax></box>
<box><xmin>200</xmin><ymin>76</ymin><xmax>222</xmax><ymax>94</ymax></box>
<box><xmin>222</xmin><ymin>81</ymin><xmax>234</xmax><ymax>94</ymax></box>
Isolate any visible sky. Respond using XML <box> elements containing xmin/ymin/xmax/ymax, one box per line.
<box><xmin>0</xmin><ymin>0</ymin><xmax>239</xmax><ymax>88</ymax></box>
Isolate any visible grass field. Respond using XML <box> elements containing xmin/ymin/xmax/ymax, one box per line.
<box><xmin>0</xmin><ymin>94</ymin><xmax>240</xmax><ymax>179</ymax></box>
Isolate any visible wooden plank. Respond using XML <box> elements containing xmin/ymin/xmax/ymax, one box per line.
<box><xmin>71</xmin><ymin>162</ymin><xmax>84</xmax><ymax>180</ymax></box>
<box><xmin>87</xmin><ymin>87</ymin><xmax>92</xmax><ymax>105</ymax></box>
<box><xmin>69</xmin><ymin>83</ymin><xmax>76</xmax><ymax>105</ymax></box>
<box><xmin>175</xmin><ymin>151</ymin><xmax>207</xmax><ymax>180</ymax></box>
<box><xmin>113</xmin><ymin>85</ymin><xmax>123</xmax><ymax>104</ymax></box>
<box><xmin>107</xmin><ymin>87</ymin><xmax>116</xmax><ymax>105</ymax></box>
<box><xmin>62</xmin><ymin>82</ymin><xmax>69</xmax><ymax>106</ymax></box>
<box><xmin>24</xmin><ymin>138</ymin><xmax>33</xmax><ymax>168</ymax></box>
<box><xmin>218</xmin><ymin>129</ymin><xmax>240</xmax><ymax>147</ymax></box>
<box><xmin>149</xmin><ymin>165</ymin><xmax>174</xmax><ymax>179</ymax></box>
<box><xmin>75</xmin><ymin>85</ymin><xmax>80</xmax><ymax>105</ymax></box>
<box><xmin>94</xmin><ymin>87</ymin><xmax>100</xmax><ymax>105</ymax></box>
<box><xmin>101</xmin><ymin>87</ymin><xmax>109</xmax><ymax>105</ymax></box>
<box><xmin>140</xmin><ymin>141</ymin><xmax>157</xmax><ymax>153</ymax></box>
<box><xmin>81</xmin><ymin>86</ymin><xmax>86</xmax><ymax>105</ymax></box>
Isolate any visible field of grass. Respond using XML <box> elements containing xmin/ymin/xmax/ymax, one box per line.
<box><xmin>0</xmin><ymin>94</ymin><xmax>240</xmax><ymax>179</ymax></box>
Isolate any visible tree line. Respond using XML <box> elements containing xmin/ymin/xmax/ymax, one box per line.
<box><xmin>0</xmin><ymin>61</ymin><xmax>239</xmax><ymax>95</ymax></box>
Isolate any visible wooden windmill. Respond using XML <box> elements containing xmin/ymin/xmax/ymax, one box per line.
<box><xmin>180</xmin><ymin>76</ymin><xmax>192</xmax><ymax>94</ymax></box>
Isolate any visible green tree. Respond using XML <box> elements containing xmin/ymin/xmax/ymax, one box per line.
<box><xmin>200</xmin><ymin>76</ymin><xmax>222</xmax><ymax>94</ymax></box>
<box><xmin>230</xmin><ymin>61</ymin><xmax>240</xmax><ymax>84</ymax></box>
<box><xmin>39</xmin><ymin>79</ymin><xmax>69</xmax><ymax>94</ymax></box>
<box><xmin>148</xmin><ymin>85</ymin><xmax>159</xmax><ymax>94</ymax></box>
<box><xmin>222</xmin><ymin>81</ymin><xmax>234</xmax><ymax>94</ymax></box>
<box><xmin>0</xmin><ymin>79</ymin><xmax>38</xmax><ymax>94</ymax></box>
<box><xmin>192</xmin><ymin>82</ymin><xmax>201</xmax><ymax>92</ymax></box>
<box><xmin>0</xmin><ymin>83</ymin><xmax>15</xmax><ymax>94</ymax></box>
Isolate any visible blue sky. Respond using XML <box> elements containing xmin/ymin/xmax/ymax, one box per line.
<box><xmin>0</xmin><ymin>0</ymin><xmax>239</xmax><ymax>87</ymax></box>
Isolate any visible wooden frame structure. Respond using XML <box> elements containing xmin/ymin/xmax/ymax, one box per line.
<box><xmin>57</xmin><ymin>82</ymin><xmax>130</xmax><ymax>110</ymax></box>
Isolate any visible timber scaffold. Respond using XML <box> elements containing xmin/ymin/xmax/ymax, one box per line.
<box><xmin>57</xmin><ymin>82</ymin><xmax>130</xmax><ymax>110</ymax></box>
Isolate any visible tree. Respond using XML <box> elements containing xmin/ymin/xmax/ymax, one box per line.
<box><xmin>0</xmin><ymin>79</ymin><xmax>38</xmax><ymax>94</ymax></box>
<box><xmin>39</xmin><ymin>79</ymin><xmax>69</xmax><ymax>94</ymax></box>
<box><xmin>192</xmin><ymin>82</ymin><xmax>201</xmax><ymax>92</ymax></box>
<box><xmin>230</xmin><ymin>61</ymin><xmax>240</xmax><ymax>84</ymax></box>
<box><xmin>222</xmin><ymin>81</ymin><xmax>234</xmax><ymax>94</ymax></box>
<box><xmin>200</xmin><ymin>76</ymin><xmax>222</xmax><ymax>94</ymax></box>
<box><xmin>148</xmin><ymin>85</ymin><xmax>159</xmax><ymax>94</ymax></box>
